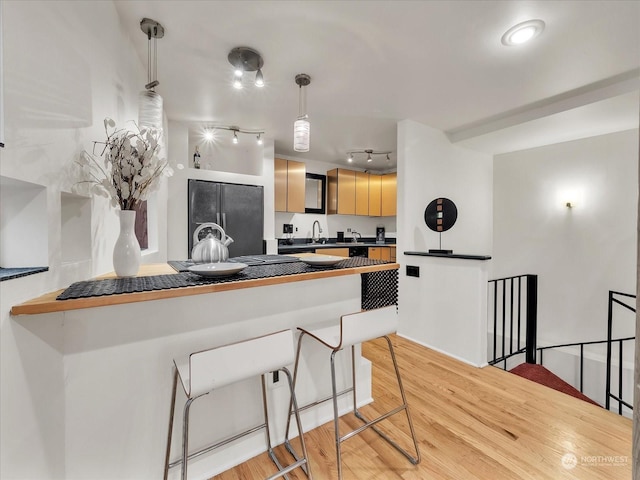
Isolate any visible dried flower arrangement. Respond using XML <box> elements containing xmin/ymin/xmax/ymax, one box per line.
<box><xmin>75</xmin><ymin>118</ymin><xmax>181</xmax><ymax>209</ymax></box>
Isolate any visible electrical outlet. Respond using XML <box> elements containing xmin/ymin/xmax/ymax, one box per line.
<box><xmin>266</xmin><ymin>370</ymin><xmax>285</xmax><ymax>390</ymax></box>
<box><xmin>347</xmin><ymin>227</ymin><xmax>352</xmax><ymax>233</ymax></box>
<box><xmin>406</xmin><ymin>265</ymin><xmax>420</xmax><ymax>277</ymax></box>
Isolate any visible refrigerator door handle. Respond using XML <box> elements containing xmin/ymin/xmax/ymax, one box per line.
<box><xmin>222</xmin><ymin>212</ymin><xmax>227</xmax><ymax>231</ymax></box>
<box><xmin>216</xmin><ymin>212</ymin><xmax>221</xmax><ymax>225</ymax></box>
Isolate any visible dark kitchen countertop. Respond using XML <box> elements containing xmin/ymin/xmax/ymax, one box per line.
<box><xmin>278</xmin><ymin>239</ymin><xmax>396</xmax><ymax>252</ymax></box>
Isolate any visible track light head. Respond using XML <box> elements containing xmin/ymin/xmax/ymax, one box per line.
<box><xmin>255</xmin><ymin>69</ymin><xmax>264</xmax><ymax>87</ymax></box>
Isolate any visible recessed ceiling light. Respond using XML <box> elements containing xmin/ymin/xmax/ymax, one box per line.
<box><xmin>501</xmin><ymin>19</ymin><xmax>545</xmax><ymax>46</ymax></box>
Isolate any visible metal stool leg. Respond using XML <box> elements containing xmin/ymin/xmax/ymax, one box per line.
<box><xmin>351</xmin><ymin>345</ymin><xmax>358</xmax><ymax>414</ymax></box>
<box><xmin>282</xmin><ymin>367</ymin><xmax>313</xmax><ymax>479</ymax></box>
<box><xmin>262</xmin><ymin>373</ymin><xmax>291</xmax><ymax>479</ymax></box>
<box><xmin>385</xmin><ymin>335</ymin><xmax>420</xmax><ymax>464</ymax></box>
<box><xmin>164</xmin><ymin>367</ymin><xmax>178</xmax><ymax>480</ymax></box>
<box><xmin>352</xmin><ymin>336</ymin><xmax>420</xmax><ymax>465</ymax></box>
<box><xmin>181</xmin><ymin>397</ymin><xmax>196</xmax><ymax>480</ymax></box>
<box><xmin>330</xmin><ymin>350</ymin><xmax>344</xmax><ymax>479</ymax></box>
<box><xmin>284</xmin><ymin>331</ymin><xmax>305</xmax><ymax>448</ymax></box>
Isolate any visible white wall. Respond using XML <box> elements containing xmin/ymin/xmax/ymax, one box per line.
<box><xmin>396</xmin><ymin>120</ymin><xmax>493</xmax><ymax>366</ymax></box>
<box><xmin>0</xmin><ymin>1</ymin><xmax>156</xmax><ymax>478</ymax></box>
<box><xmin>492</xmin><ymin>129</ymin><xmax>638</xmax><ymax>408</ymax></box>
<box><xmin>493</xmin><ymin>129</ymin><xmax>638</xmax><ymax>346</ymax></box>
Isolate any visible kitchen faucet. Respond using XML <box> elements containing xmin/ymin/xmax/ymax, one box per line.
<box><xmin>351</xmin><ymin>230</ymin><xmax>362</xmax><ymax>243</ymax></box>
<box><xmin>312</xmin><ymin>220</ymin><xmax>323</xmax><ymax>243</ymax></box>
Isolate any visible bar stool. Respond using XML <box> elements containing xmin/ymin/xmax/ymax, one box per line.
<box><xmin>163</xmin><ymin>329</ymin><xmax>313</xmax><ymax>480</ymax></box>
<box><xmin>284</xmin><ymin>306</ymin><xmax>420</xmax><ymax>479</ymax></box>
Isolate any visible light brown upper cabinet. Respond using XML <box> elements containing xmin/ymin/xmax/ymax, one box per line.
<box><xmin>381</xmin><ymin>172</ymin><xmax>397</xmax><ymax>216</ymax></box>
<box><xmin>369</xmin><ymin>174</ymin><xmax>382</xmax><ymax>216</ymax></box>
<box><xmin>355</xmin><ymin>171</ymin><xmax>369</xmax><ymax>216</ymax></box>
<box><xmin>328</xmin><ymin>168</ymin><xmax>396</xmax><ymax>216</ymax></box>
<box><xmin>327</xmin><ymin>168</ymin><xmax>356</xmax><ymax>215</ymax></box>
<box><xmin>275</xmin><ymin>158</ymin><xmax>305</xmax><ymax>213</ymax></box>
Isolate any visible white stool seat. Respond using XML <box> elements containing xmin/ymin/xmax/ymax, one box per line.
<box><xmin>285</xmin><ymin>305</ymin><xmax>420</xmax><ymax>479</ymax></box>
<box><xmin>164</xmin><ymin>330</ymin><xmax>313</xmax><ymax>480</ymax></box>
<box><xmin>175</xmin><ymin>330</ymin><xmax>296</xmax><ymax>397</ymax></box>
<box><xmin>301</xmin><ymin>305</ymin><xmax>400</xmax><ymax>350</ymax></box>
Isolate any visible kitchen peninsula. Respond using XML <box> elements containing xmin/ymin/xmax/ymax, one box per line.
<box><xmin>10</xmin><ymin>257</ymin><xmax>398</xmax><ymax>480</ymax></box>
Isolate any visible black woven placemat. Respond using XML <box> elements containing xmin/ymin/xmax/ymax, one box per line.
<box><xmin>56</xmin><ymin>257</ymin><xmax>388</xmax><ymax>301</ymax></box>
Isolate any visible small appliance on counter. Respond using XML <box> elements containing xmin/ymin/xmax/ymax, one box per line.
<box><xmin>376</xmin><ymin>226</ymin><xmax>385</xmax><ymax>244</ymax></box>
<box><xmin>337</xmin><ymin>231</ymin><xmax>345</xmax><ymax>242</ymax></box>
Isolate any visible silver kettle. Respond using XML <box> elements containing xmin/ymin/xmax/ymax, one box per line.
<box><xmin>191</xmin><ymin>223</ymin><xmax>234</xmax><ymax>263</ymax></box>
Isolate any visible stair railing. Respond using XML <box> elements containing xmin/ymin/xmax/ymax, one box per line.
<box><xmin>605</xmin><ymin>290</ymin><xmax>636</xmax><ymax>414</ymax></box>
<box><xmin>487</xmin><ymin>274</ymin><xmax>538</xmax><ymax>369</ymax></box>
<box><xmin>537</xmin><ymin>337</ymin><xmax>633</xmax><ymax>394</ymax></box>
<box><xmin>521</xmin><ymin>290</ymin><xmax>634</xmax><ymax>414</ymax></box>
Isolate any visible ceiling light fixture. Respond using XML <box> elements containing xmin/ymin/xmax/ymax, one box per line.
<box><xmin>294</xmin><ymin>73</ymin><xmax>311</xmax><ymax>152</ymax></box>
<box><xmin>205</xmin><ymin>125</ymin><xmax>266</xmax><ymax>146</ymax></box>
<box><xmin>346</xmin><ymin>149</ymin><xmax>393</xmax><ymax>164</ymax></box>
<box><xmin>228</xmin><ymin>46</ymin><xmax>265</xmax><ymax>89</ymax></box>
<box><xmin>255</xmin><ymin>69</ymin><xmax>265</xmax><ymax>88</ymax></box>
<box><xmin>138</xmin><ymin>18</ymin><xmax>164</xmax><ymax>130</ymax></box>
<box><xmin>501</xmin><ymin>19</ymin><xmax>545</xmax><ymax>46</ymax></box>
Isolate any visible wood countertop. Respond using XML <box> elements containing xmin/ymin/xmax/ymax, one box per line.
<box><xmin>11</xmin><ymin>258</ymin><xmax>399</xmax><ymax>316</ymax></box>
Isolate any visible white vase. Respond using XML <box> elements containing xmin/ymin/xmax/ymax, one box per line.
<box><xmin>113</xmin><ymin>209</ymin><xmax>141</xmax><ymax>277</ymax></box>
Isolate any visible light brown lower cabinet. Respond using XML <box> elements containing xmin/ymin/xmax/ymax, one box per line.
<box><xmin>368</xmin><ymin>247</ymin><xmax>391</xmax><ymax>261</ymax></box>
<box><xmin>316</xmin><ymin>248</ymin><xmax>350</xmax><ymax>257</ymax></box>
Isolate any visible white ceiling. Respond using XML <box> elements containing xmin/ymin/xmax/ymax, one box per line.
<box><xmin>113</xmin><ymin>0</ymin><xmax>640</xmax><ymax>168</ymax></box>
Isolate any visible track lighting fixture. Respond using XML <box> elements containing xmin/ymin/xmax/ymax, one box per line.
<box><xmin>203</xmin><ymin>125</ymin><xmax>266</xmax><ymax>146</ymax></box>
<box><xmin>228</xmin><ymin>47</ymin><xmax>265</xmax><ymax>89</ymax></box>
<box><xmin>345</xmin><ymin>149</ymin><xmax>393</xmax><ymax>164</ymax></box>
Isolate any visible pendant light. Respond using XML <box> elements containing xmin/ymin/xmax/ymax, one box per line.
<box><xmin>294</xmin><ymin>74</ymin><xmax>311</xmax><ymax>152</ymax></box>
<box><xmin>138</xmin><ymin>18</ymin><xmax>164</xmax><ymax>130</ymax></box>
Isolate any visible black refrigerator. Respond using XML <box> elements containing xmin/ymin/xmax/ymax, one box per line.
<box><xmin>188</xmin><ymin>179</ymin><xmax>264</xmax><ymax>258</ymax></box>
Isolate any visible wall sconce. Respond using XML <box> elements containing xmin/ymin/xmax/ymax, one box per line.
<box><xmin>346</xmin><ymin>149</ymin><xmax>393</xmax><ymax>163</ymax></box>
<box><xmin>228</xmin><ymin>47</ymin><xmax>264</xmax><ymax>89</ymax></box>
<box><xmin>205</xmin><ymin>125</ymin><xmax>265</xmax><ymax>145</ymax></box>
<box><xmin>557</xmin><ymin>187</ymin><xmax>584</xmax><ymax>210</ymax></box>
<box><xmin>138</xmin><ymin>18</ymin><xmax>164</xmax><ymax>130</ymax></box>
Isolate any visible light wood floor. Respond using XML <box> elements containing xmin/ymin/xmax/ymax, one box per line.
<box><xmin>214</xmin><ymin>335</ymin><xmax>632</xmax><ymax>479</ymax></box>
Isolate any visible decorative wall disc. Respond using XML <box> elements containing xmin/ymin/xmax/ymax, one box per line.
<box><xmin>424</xmin><ymin>198</ymin><xmax>457</xmax><ymax>232</ymax></box>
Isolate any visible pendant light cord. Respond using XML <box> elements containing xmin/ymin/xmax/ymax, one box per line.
<box><xmin>298</xmin><ymin>84</ymin><xmax>305</xmax><ymax>119</ymax></box>
<box><xmin>153</xmin><ymin>28</ymin><xmax>158</xmax><ymax>87</ymax></box>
